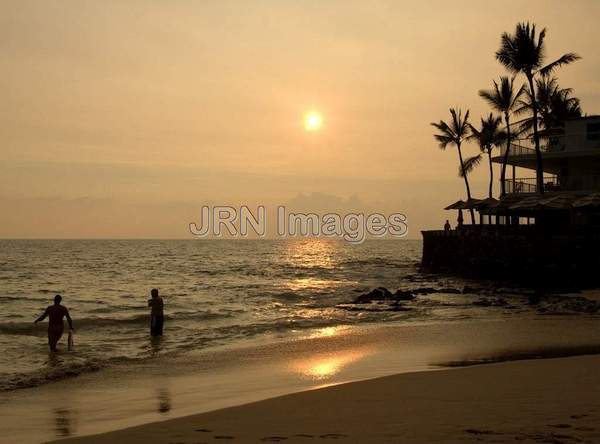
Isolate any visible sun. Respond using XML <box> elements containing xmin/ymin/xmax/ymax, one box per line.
<box><xmin>304</xmin><ymin>111</ymin><xmax>323</xmax><ymax>131</ymax></box>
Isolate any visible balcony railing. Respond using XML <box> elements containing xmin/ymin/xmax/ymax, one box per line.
<box><xmin>504</xmin><ymin>175</ymin><xmax>600</xmax><ymax>193</ymax></box>
<box><xmin>497</xmin><ymin>134</ymin><xmax>600</xmax><ymax>157</ymax></box>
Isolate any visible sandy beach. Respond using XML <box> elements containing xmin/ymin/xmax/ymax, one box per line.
<box><xmin>2</xmin><ymin>317</ymin><xmax>597</xmax><ymax>443</ymax></box>
<box><xmin>53</xmin><ymin>353</ymin><xmax>600</xmax><ymax>443</ymax></box>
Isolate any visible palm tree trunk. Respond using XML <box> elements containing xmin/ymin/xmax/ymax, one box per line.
<box><xmin>457</xmin><ymin>143</ymin><xmax>475</xmax><ymax>224</ymax></box>
<box><xmin>500</xmin><ymin>112</ymin><xmax>512</xmax><ymax>196</ymax></box>
<box><xmin>526</xmin><ymin>73</ymin><xmax>545</xmax><ymax>194</ymax></box>
<box><xmin>488</xmin><ymin>150</ymin><xmax>493</xmax><ymax>198</ymax></box>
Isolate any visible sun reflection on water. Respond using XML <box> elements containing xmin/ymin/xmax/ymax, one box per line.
<box><xmin>285</xmin><ymin>277</ymin><xmax>345</xmax><ymax>291</ymax></box>
<box><xmin>281</xmin><ymin>239</ymin><xmax>358</xmax><ymax>292</ymax></box>
<box><xmin>282</xmin><ymin>239</ymin><xmax>340</xmax><ymax>270</ymax></box>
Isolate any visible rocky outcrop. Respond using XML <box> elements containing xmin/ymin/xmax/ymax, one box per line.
<box><xmin>352</xmin><ymin>286</ymin><xmax>464</xmax><ymax>304</ymax></box>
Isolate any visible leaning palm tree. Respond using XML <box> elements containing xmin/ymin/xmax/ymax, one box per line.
<box><xmin>431</xmin><ymin>108</ymin><xmax>475</xmax><ymax>223</ymax></box>
<box><xmin>479</xmin><ymin>76</ymin><xmax>525</xmax><ymax>196</ymax></box>
<box><xmin>468</xmin><ymin>114</ymin><xmax>505</xmax><ymax>198</ymax></box>
<box><xmin>495</xmin><ymin>22</ymin><xmax>580</xmax><ymax>194</ymax></box>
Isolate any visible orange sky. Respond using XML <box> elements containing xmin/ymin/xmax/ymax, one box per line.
<box><xmin>2</xmin><ymin>0</ymin><xmax>599</xmax><ymax>238</ymax></box>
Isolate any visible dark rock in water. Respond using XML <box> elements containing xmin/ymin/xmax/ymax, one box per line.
<box><xmin>354</xmin><ymin>286</ymin><xmax>462</xmax><ymax>304</ymax></box>
<box><xmin>392</xmin><ymin>290</ymin><xmax>416</xmax><ymax>301</ymax></box>
<box><xmin>354</xmin><ymin>287</ymin><xmax>393</xmax><ymax>303</ymax></box>
<box><xmin>374</xmin><ymin>286</ymin><xmax>393</xmax><ymax>298</ymax></box>
<box><xmin>412</xmin><ymin>287</ymin><xmax>437</xmax><ymax>295</ymax></box>
<box><xmin>353</xmin><ymin>287</ymin><xmax>418</xmax><ymax>303</ymax></box>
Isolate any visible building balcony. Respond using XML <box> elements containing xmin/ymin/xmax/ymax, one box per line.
<box><xmin>497</xmin><ymin>134</ymin><xmax>600</xmax><ymax>158</ymax></box>
<box><xmin>504</xmin><ymin>175</ymin><xmax>600</xmax><ymax>194</ymax></box>
<box><xmin>493</xmin><ymin>135</ymin><xmax>600</xmax><ymax>174</ymax></box>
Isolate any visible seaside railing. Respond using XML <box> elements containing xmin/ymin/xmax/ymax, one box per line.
<box><xmin>503</xmin><ymin>176</ymin><xmax>557</xmax><ymax>194</ymax></box>
<box><xmin>503</xmin><ymin>175</ymin><xmax>600</xmax><ymax>193</ymax></box>
<box><xmin>497</xmin><ymin>134</ymin><xmax>600</xmax><ymax>157</ymax></box>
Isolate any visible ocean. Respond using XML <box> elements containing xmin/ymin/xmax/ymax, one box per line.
<box><xmin>0</xmin><ymin>239</ymin><xmax>597</xmax><ymax>393</ymax></box>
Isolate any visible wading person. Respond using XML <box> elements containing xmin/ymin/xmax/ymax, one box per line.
<box><xmin>34</xmin><ymin>294</ymin><xmax>74</xmax><ymax>352</ymax></box>
<box><xmin>148</xmin><ymin>288</ymin><xmax>164</xmax><ymax>337</ymax></box>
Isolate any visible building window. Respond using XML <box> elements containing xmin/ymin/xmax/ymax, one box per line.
<box><xmin>587</xmin><ymin>122</ymin><xmax>600</xmax><ymax>141</ymax></box>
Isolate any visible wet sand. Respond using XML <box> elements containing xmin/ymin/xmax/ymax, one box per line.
<box><xmin>3</xmin><ymin>318</ymin><xmax>600</xmax><ymax>443</ymax></box>
<box><xmin>53</xmin><ymin>354</ymin><xmax>600</xmax><ymax>443</ymax></box>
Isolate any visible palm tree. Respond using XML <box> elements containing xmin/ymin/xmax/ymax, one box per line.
<box><xmin>495</xmin><ymin>22</ymin><xmax>580</xmax><ymax>194</ymax></box>
<box><xmin>468</xmin><ymin>114</ymin><xmax>506</xmax><ymax>198</ymax></box>
<box><xmin>516</xmin><ymin>77</ymin><xmax>582</xmax><ymax>132</ymax></box>
<box><xmin>479</xmin><ymin>76</ymin><xmax>525</xmax><ymax>196</ymax></box>
<box><xmin>431</xmin><ymin>108</ymin><xmax>475</xmax><ymax>223</ymax></box>
<box><xmin>547</xmin><ymin>86</ymin><xmax>582</xmax><ymax>126</ymax></box>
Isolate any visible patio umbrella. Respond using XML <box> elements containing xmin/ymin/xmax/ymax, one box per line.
<box><xmin>474</xmin><ymin>197</ymin><xmax>499</xmax><ymax>208</ymax></box>
<box><xmin>474</xmin><ymin>197</ymin><xmax>499</xmax><ymax>215</ymax></box>
<box><xmin>444</xmin><ymin>200</ymin><xmax>466</xmax><ymax>210</ymax></box>
<box><xmin>463</xmin><ymin>198</ymin><xmax>483</xmax><ymax>209</ymax></box>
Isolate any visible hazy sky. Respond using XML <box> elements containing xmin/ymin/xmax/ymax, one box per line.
<box><xmin>2</xmin><ymin>0</ymin><xmax>599</xmax><ymax>238</ymax></box>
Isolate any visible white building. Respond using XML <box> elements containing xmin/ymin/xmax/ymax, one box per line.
<box><xmin>493</xmin><ymin>115</ymin><xmax>600</xmax><ymax>193</ymax></box>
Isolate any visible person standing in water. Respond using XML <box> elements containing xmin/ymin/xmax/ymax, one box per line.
<box><xmin>148</xmin><ymin>288</ymin><xmax>164</xmax><ymax>337</ymax></box>
<box><xmin>34</xmin><ymin>294</ymin><xmax>74</xmax><ymax>352</ymax></box>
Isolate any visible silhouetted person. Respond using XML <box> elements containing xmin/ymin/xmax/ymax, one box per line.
<box><xmin>457</xmin><ymin>210</ymin><xmax>464</xmax><ymax>229</ymax></box>
<box><xmin>35</xmin><ymin>294</ymin><xmax>73</xmax><ymax>352</ymax></box>
<box><xmin>444</xmin><ymin>219</ymin><xmax>451</xmax><ymax>232</ymax></box>
<box><xmin>148</xmin><ymin>288</ymin><xmax>164</xmax><ymax>336</ymax></box>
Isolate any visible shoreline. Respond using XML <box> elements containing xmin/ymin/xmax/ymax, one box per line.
<box><xmin>4</xmin><ymin>317</ymin><xmax>600</xmax><ymax>443</ymax></box>
<box><xmin>52</xmin><ymin>354</ymin><xmax>600</xmax><ymax>443</ymax></box>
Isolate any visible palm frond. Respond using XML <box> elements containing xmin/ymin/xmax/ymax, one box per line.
<box><xmin>432</xmin><ymin>108</ymin><xmax>470</xmax><ymax>147</ymax></box>
<box><xmin>513</xmin><ymin>76</ymin><xmax>584</xmax><ymax>129</ymax></box>
<box><xmin>539</xmin><ymin>53</ymin><xmax>581</xmax><ymax>77</ymax></box>
<box><xmin>496</xmin><ymin>32</ymin><xmax>520</xmax><ymax>73</ymax></box>
<box><xmin>496</xmin><ymin>22</ymin><xmax>548</xmax><ymax>74</ymax></box>
<box><xmin>468</xmin><ymin>113</ymin><xmax>504</xmax><ymax>153</ymax></box>
<box><xmin>459</xmin><ymin>154</ymin><xmax>482</xmax><ymax>177</ymax></box>
<box><xmin>467</xmin><ymin>124</ymin><xmax>481</xmax><ymax>142</ymax></box>
<box><xmin>511</xmin><ymin>82</ymin><xmax>527</xmax><ymax>109</ymax></box>
<box><xmin>478</xmin><ymin>88</ymin><xmax>503</xmax><ymax>111</ymax></box>
<box><xmin>479</xmin><ymin>76</ymin><xmax>527</xmax><ymax>118</ymax></box>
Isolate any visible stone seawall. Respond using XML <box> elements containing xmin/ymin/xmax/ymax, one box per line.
<box><xmin>421</xmin><ymin>229</ymin><xmax>600</xmax><ymax>286</ymax></box>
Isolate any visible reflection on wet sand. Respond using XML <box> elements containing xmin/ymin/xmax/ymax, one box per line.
<box><xmin>53</xmin><ymin>408</ymin><xmax>75</xmax><ymax>437</ymax></box>
<box><xmin>307</xmin><ymin>326</ymin><xmax>351</xmax><ymax>339</ymax></box>
<box><xmin>156</xmin><ymin>388</ymin><xmax>171</xmax><ymax>414</ymax></box>
<box><xmin>291</xmin><ymin>347</ymin><xmax>374</xmax><ymax>380</ymax></box>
